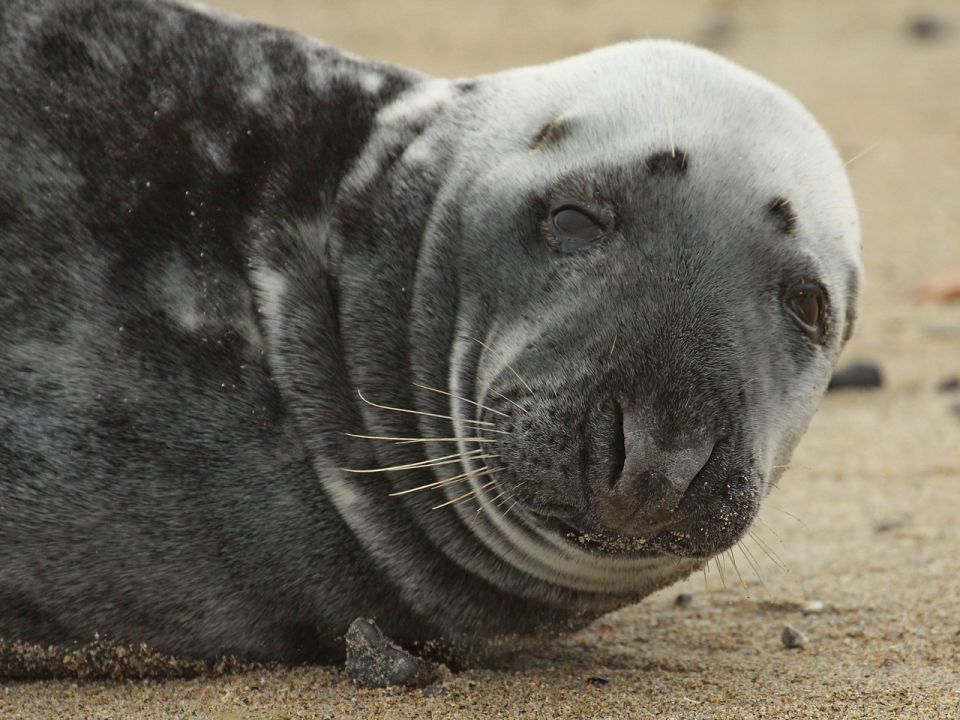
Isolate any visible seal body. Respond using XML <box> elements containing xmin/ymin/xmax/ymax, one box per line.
<box><xmin>0</xmin><ymin>0</ymin><xmax>861</xmax><ymax>663</ymax></box>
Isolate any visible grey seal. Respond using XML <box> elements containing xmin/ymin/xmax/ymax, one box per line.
<box><xmin>0</xmin><ymin>0</ymin><xmax>861</xmax><ymax>666</ymax></box>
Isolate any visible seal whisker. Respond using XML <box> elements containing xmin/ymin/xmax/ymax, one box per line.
<box><xmin>714</xmin><ymin>556</ymin><xmax>727</xmax><ymax>589</ymax></box>
<box><xmin>489</xmin><ymin>389</ymin><xmax>528</xmax><ymax>415</ymax></box>
<box><xmin>411</xmin><ymin>382</ymin><xmax>510</xmax><ymax>418</ymax></box>
<box><xmin>753</xmin><ymin>515</ymin><xmax>785</xmax><ymax>545</ymax></box>
<box><xmin>390</xmin><ymin>466</ymin><xmax>504</xmax><ymax>497</ymax></box>
<box><xmin>344</xmin><ymin>432</ymin><xmax>497</xmax><ymax>445</ymax></box>
<box><xmin>340</xmin><ymin>449</ymin><xmax>490</xmax><ymax>474</ymax></box>
<box><xmin>842</xmin><ymin>141</ymin><xmax>880</xmax><ymax>170</ymax></box>
<box><xmin>357</xmin><ymin>389</ymin><xmax>497</xmax><ymax>428</ymax></box>
<box><xmin>651</xmin><ymin>44</ymin><xmax>677</xmax><ymax>159</ymax></box>
<box><xmin>394</xmin><ymin>437</ymin><xmax>497</xmax><ymax>445</ymax></box>
<box><xmin>792</xmin><ymin>141</ymin><xmax>880</xmax><ymax>202</ymax></box>
<box><xmin>469</xmin><ymin>336</ymin><xmax>535</xmax><ymax>396</ymax></box>
<box><xmin>431</xmin><ymin>479</ymin><xmax>499</xmax><ymax>510</ymax></box>
<box><xmin>765</xmin><ymin>504</ymin><xmax>810</xmax><ymax>531</ymax></box>
<box><xmin>728</xmin><ymin>549</ymin><xmax>747</xmax><ymax>590</ymax></box>
<box><xmin>748</xmin><ymin>531</ymin><xmax>789</xmax><ymax>573</ymax></box>
<box><xmin>502</xmin><ymin>498</ymin><xmax>521</xmax><ymax>518</ymax></box>
<box><xmin>737</xmin><ymin>541</ymin><xmax>769</xmax><ymax>594</ymax></box>
<box><xmin>492</xmin><ymin>482</ymin><xmax>526</xmax><ymax>513</ymax></box>
<box><xmin>473</xmin><ymin>488</ymin><xmax>508</xmax><ymax>521</ymax></box>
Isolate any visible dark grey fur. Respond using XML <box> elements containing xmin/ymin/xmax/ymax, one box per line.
<box><xmin>0</xmin><ymin>0</ymin><xmax>861</xmax><ymax>666</ymax></box>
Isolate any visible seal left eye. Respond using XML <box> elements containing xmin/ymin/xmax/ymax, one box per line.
<box><xmin>786</xmin><ymin>283</ymin><xmax>827</xmax><ymax>343</ymax></box>
<box><xmin>550</xmin><ymin>205</ymin><xmax>606</xmax><ymax>252</ymax></box>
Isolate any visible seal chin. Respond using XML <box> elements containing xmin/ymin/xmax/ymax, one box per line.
<box><xmin>528</xmin><ymin>514</ymin><xmax>665</xmax><ymax>556</ymax></box>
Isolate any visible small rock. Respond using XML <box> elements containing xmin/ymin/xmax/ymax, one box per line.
<box><xmin>674</xmin><ymin>593</ymin><xmax>694</xmax><ymax>608</ymax></box>
<box><xmin>905</xmin><ymin>12</ymin><xmax>951</xmax><ymax>41</ymax></box>
<box><xmin>827</xmin><ymin>361</ymin><xmax>883</xmax><ymax>391</ymax></box>
<box><xmin>344</xmin><ymin>618</ymin><xmax>444</xmax><ymax>689</ymax></box>
<box><xmin>937</xmin><ymin>376</ymin><xmax>960</xmax><ymax>393</ymax></box>
<box><xmin>781</xmin><ymin>624</ymin><xmax>807</xmax><ymax>649</ymax></box>
<box><xmin>801</xmin><ymin>600</ymin><xmax>825</xmax><ymax>615</ymax></box>
<box><xmin>587</xmin><ymin>676</ymin><xmax>610</xmax><ymax>686</ymax></box>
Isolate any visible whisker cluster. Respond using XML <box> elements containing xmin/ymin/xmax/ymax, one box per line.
<box><xmin>342</xmin><ymin>334</ymin><xmax>535</xmax><ymax>518</ymax></box>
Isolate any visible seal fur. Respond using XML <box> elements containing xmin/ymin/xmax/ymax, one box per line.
<box><xmin>0</xmin><ymin>0</ymin><xmax>861</xmax><ymax>664</ymax></box>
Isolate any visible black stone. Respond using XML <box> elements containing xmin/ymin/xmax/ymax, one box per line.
<box><xmin>344</xmin><ymin>618</ymin><xmax>442</xmax><ymax>689</ymax></box>
<box><xmin>936</xmin><ymin>376</ymin><xmax>960</xmax><ymax>393</ymax></box>
<box><xmin>827</xmin><ymin>361</ymin><xmax>883</xmax><ymax>391</ymax></box>
<box><xmin>905</xmin><ymin>13</ymin><xmax>950</xmax><ymax>41</ymax></box>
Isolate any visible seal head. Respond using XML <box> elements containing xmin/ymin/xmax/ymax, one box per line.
<box><xmin>333</xmin><ymin>41</ymin><xmax>861</xmax><ymax>608</ymax></box>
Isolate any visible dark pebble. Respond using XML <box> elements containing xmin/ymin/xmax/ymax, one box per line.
<box><xmin>937</xmin><ymin>376</ymin><xmax>960</xmax><ymax>393</ymax></box>
<box><xmin>674</xmin><ymin>593</ymin><xmax>694</xmax><ymax>608</ymax></box>
<box><xmin>827</xmin><ymin>361</ymin><xmax>883</xmax><ymax>390</ymax></box>
<box><xmin>905</xmin><ymin>12</ymin><xmax>950</xmax><ymax>41</ymax></box>
<box><xmin>781</xmin><ymin>625</ymin><xmax>807</xmax><ymax>649</ymax></box>
<box><xmin>587</xmin><ymin>676</ymin><xmax>610</xmax><ymax>686</ymax></box>
<box><xmin>344</xmin><ymin>617</ymin><xmax>443</xmax><ymax>689</ymax></box>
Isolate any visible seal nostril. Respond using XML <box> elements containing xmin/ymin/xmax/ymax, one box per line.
<box><xmin>608</xmin><ymin>401</ymin><xmax>626</xmax><ymax>486</ymax></box>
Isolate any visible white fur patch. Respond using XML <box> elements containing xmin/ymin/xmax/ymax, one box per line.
<box><xmin>250</xmin><ymin>263</ymin><xmax>288</xmax><ymax>345</ymax></box>
<box><xmin>377</xmin><ymin>79</ymin><xmax>455</xmax><ymax>126</ymax></box>
<box><xmin>357</xmin><ymin>70</ymin><xmax>384</xmax><ymax>95</ymax></box>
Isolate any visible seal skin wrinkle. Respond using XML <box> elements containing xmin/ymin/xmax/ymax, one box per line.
<box><xmin>0</xmin><ymin>0</ymin><xmax>862</xmax><ymax>665</ymax></box>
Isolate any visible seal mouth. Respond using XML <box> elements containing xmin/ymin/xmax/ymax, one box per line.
<box><xmin>532</xmin><ymin>514</ymin><xmax>660</xmax><ymax>555</ymax></box>
<box><xmin>523</xmin><ymin>480</ymin><xmax>761</xmax><ymax>560</ymax></box>
<box><xmin>482</xmin><ymin>396</ymin><xmax>762</xmax><ymax>560</ymax></box>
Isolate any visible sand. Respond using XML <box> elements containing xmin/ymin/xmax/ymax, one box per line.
<box><xmin>4</xmin><ymin>0</ymin><xmax>959</xmax><ymax>717</ymax></box>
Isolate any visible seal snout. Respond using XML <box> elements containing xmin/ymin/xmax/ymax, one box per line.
<box><xmin>598</xmin><ymin>410</ymin><xmax>716</xmax><ymax>536</ymax></box>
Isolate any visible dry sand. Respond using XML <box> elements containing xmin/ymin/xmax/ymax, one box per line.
<box><xmin>4</xmin><ymin>0</ymin><xmax>959</xmax><ymax>717</ymax></box>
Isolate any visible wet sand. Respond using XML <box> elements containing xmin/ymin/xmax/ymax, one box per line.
<box><xmin>4</xmin><ymin>0</ymin><xmax>959</xmax><ymax>717</ymax></box>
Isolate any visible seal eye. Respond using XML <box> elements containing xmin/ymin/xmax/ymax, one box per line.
<box><xmin>786</xmin><ymin>283</ymin><xmax>827</xmax><ymax>342</ymax></box>
<box><xmin>550</xmin><ymin>205</ymin><xmax>605</xmax><ymax>252</ymax></box>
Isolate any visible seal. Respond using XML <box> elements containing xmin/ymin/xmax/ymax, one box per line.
<box><xmin>0</xmin><ymin>0</ymin><xmax>861</xmax><ymax>666</ymax></box>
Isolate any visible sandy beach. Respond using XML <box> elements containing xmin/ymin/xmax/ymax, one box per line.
<box><xmin>3</xmin><ymin>0</ymin><xmax>959</xmax><ymax>717</ymax></box>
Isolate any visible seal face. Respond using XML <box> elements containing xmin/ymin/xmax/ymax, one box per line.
<box><xmin>0</xmin><ymin>0</ymin><xmax>861</xmax><ymax>664</ymax></box>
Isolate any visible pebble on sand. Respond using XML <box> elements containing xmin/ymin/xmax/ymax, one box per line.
<box><xmin>937</xmin><ymin>376</ymin><xmax>960</xmax><ymax>393</ymax></box>
<box><xmin>827</xmin><ymin>361</ymin><xmax>883</xmax><ymax>390</ymax></box>
<box><xmin>905</xmin><ymin>12</ymin><xmax>951</xmax><ymax>42</ymax></box>
<box><xmin>344</xmin><ymin>618</ymin><xmax>445</xmax><ymax>689</ymax></box>
<box><xmin>781</xmin><ymin>625</ymin><xmax>808</xmax><ymax>649</ymax></box>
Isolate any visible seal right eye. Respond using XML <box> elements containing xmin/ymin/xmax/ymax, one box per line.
<box><xmin>549</xmin><ymin>205</ymin><xmax>606</xmax><ymax>253</ymax></box>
